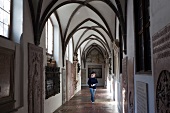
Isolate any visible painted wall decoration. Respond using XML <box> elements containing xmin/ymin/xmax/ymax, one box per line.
<box><xmin>128</xmin><ymin>58</ymin><xmax>134</xmax><ymax>113</ymax></box>
<box><xmin>152</xmin><ymin>23</ymin><xmax>170</xmax><ymax>113</ymax></box>
<box><xmin>28</xmin><ymin>43</ymin><xmax>44</xmax><ymax>113</ymax></box>
<box><xmin>122</xmin><ymin>57</ymin><xmax>128</xmax><ymax>113</ymax></box>
<box><xmin>88</xmin><ymin>65</ymin><xmax>102</xmax><ymax>78</ymax></box>
<box><xmin>0</xmin><ymin>46</ymin><xmax>15</xmax><ymax>113</ymax></box>
<box><xmin>73</xmin><ymin>62</ymin><xmax>77</xmax><ymax>90</ymax></box>
<box><xmin>86</xmin><ymin>49</ymin><xmax>104</xmax><ymax>64</ymax></box>
<box><xmin>62</xmin><ymin>68</ymin><xmax>67</xmax><ymax>104</ymax></box>
<box><xmin>66</xmin><ymin>60</ymin><xmax>75</xmax><ymax>101</ymax></box>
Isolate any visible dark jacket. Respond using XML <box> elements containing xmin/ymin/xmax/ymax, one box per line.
<box><xmin>88</xmin><ymin>78</ymin><xmax>98</xmax><ymax>89</ymax></box>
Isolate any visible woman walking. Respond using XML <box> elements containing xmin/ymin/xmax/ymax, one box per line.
<box><xmin>88</xmin><ymin>71</ymin><xmax>98</xmax><ymax>103</ymax></box>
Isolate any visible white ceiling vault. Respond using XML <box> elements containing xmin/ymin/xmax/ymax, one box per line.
<box><xmin>28</xmin><ymin>0</ymin><xmax>126</xmax><ymax>63</ymax></box>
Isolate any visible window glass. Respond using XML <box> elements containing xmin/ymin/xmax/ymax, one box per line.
<box><xmin>4</xmin><ymin>24</ymin><xmax>8</xmax><ymax>37</ymax></box>
<box><xmin>0</xmin><ymin>9</ymin><xmax>3</xmax><ymax>22</ymax></box>
<box><xmin>0</xmin><ymin>0</ymin><xmax>3</xmax><ymax>8</ymax></box>
<box><xmin>46</xmin><ymin>19</ymin><xmax>53</xmax><ymax>55</ymax></box>
<box><xmin>45</xmin><ymin>23</ymin><xmax>48</xmax><ymax>50</ymax></box>
<box><xmin>0</xmin><ymin>22</ymin><xmax>3</xmax><ymax>35</ymax></box>
<box><xmin>3</xmin><ymin>11</ymin><xmax>10</xmax><ymax>25</ymax></box>
<box><xmin>47</xmin><ymin>19</ymin><xmax>53</xmax><ymax>54</ymax></box>
<box><xmin>0</xmin><ymin>0</ymin><xmax>10</xmax><ymax>38</ymax></box>
<box><xmin>4</xmin><ymin>0</ymin><xmax>10</xmax><ymax>13</ymax></box>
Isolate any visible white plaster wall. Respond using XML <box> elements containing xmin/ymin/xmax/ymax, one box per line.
<box><xmin>14</xmin><ymin>0</ymin><xmax>34</xmax><ymax>112</ymax></box>
<box><xmin>75</xmin><ymin>72</ymin><xmax>81</xmax><ymax>94</ymax></box>
<box><xmin>42</xmin><ymin>28</ymin><xmax>63</xmax><ymax>113</ymax></box>
<box><xmin>105</xmin><ymin>60</ymin><xmax>110</xmax><ymax>89</ymax></box>
<box><xmin>75</xmin><ymin>49</ymin><xmax>82</xmax><ymax>93</ymax></box>
<box><xmin>14</xmin><ymin>0</ymin><xmax>63</xmax><ymax>113</ymax></box>
<box><xmin>150</xmin><ymin>0</ymin><xmax>170</xmax><ymax>36</ymax></box>
<box><xmin>68</xmin><ymin>39</ymin><xmax>73</xmax><ymax>63</ymax></box>
<box><xmin>65</xmin><ymin>45</ymin><xmax>69</xmax><ymax>60</ymax></box>
<box><xmin>11</xmin><ymin>0</ymin><xmax>23</xmax><ymax>43</ymax></box>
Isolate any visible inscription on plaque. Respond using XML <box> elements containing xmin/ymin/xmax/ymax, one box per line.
<box><xmin>136</xmin><ymin>81</ymin><xmax>148</xmax><ymax>113</ymax></box>
<box><xmin>152</xmin><ymin>23</ymin><xmax>170</xmax><ymax>60</ymax></box>
<box><xmin>152</xmin><ymin>23</ymin><xmax>170</xmax><ymax>113</ymax></box>
<box><xmin>28</xmin><ymin>43</ymin><xmax>44</xmax><ymax>113</ymax></box>
<box><xmin>128</xmin><ymin>58</ymin><xmax>134</xmax><ymax>113</ymax></box>
<box><xmin>122</xmin><ymin>57</ymin><xmax>128</xmax><ymax>113</ymax></box>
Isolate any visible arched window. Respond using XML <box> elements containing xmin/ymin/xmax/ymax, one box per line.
<box><xmin>0</xmin><ymin>0</ymin><xmax>10</xmax><ymax>38</ymax></box>
<box><xmin>46</xmin><ymin>18</ymin><xmax>54</xmax><ymax>55</ymax></box>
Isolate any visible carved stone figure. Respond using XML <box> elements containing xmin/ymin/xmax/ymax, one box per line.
<box><xmin>28</xmin><ymin>43</ymin><xmax>44</xmax><ymax>113</ymax></box>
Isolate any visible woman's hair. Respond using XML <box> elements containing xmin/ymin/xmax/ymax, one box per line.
<box><xmin>91</xmin><ymin>71</ymin><xmax>96</xmax><ymax>75</ymax></box>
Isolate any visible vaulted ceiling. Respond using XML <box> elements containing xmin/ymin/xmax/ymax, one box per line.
<box><xmin>28</xmin><ymin>0</ymin><xmax>126</xmax><ymax>61</ymax></box>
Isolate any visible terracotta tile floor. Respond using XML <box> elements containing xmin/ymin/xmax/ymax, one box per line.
<box><xmin>54</xmin><ymin>87</ymin><xmax>119</xmax><ymax>113</ymax></box>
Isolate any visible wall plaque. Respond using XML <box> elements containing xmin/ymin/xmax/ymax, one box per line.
<box><xmin>28</xmin><ymin>43</ymin><xmax>44</xmax><ymax>113</ymax></box>
<box><xmin>156</xmin><ymin>70</ymin><xmax>170</xmax><ymax>113</ymax></box>
<box><xmin>122</xmin><ymin>57</ymin><xmax>128</xmax><ymax>113</ymax></box>
<box><xmin>152</xmin><ymin>23</ymin><xmax>170</xmax><ymax>113</ymax></box>
<box><xmin>62</xmin><ymin>68</ymin><xmax>66</xmax><ymax>104</ymax></box>
<box><xmin>66</xmin><ymin>60</ymin><xmax>75</xmax><ymax>101</ymax></box>
<box><xmin>45</xmin><ymin>66</ymin><xmax>60</xmax><ymax>99</ymax></box>
<box><xmin>0</xmin><ymin>46</ymin><xmax>15</xmax><ymax>113</ymax></box>
<box><xmin>128</xmin><ymin>58</ymin><xmax>134</xmax><ymax>113</ymax></box>
<box><xmin>136</xmin><ymin>81</ymin><xmax>148</xmax><ymax>113</ymax></box>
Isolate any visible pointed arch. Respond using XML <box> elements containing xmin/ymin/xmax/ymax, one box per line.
<box><xmin>75</xmin><ymin>34</ymin><xmax>110</xmax><ymax>53</ymax></box>
<box><xmin>65</xmin><ymin>26</ymin><xmax>111</xmax><ymax>54</ymax></box>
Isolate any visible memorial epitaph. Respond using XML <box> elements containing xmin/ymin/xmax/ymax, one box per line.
<box><xmin>152</xmin><ymin>23</ymin><xmax>170</xmax><ymax>113</ymax></box>
<box><xmin>28</xmin><ymin>43</ymin><xmax>44</xmax><ymax>113</ymax></box>
<box><xmin>0</xmin><ymin>46</ymin><xmax>15</xmax><ymax>113</ymax></box>
<box><xmin>128</xmin><ymin>58</ymin><xmax>134</xmax><ymax>113</ymax></box>
<box><xmin>122</xmin><ymin>57</ymin><xmax>128</xmax><ymax>113</ymax></box>
<box><xmin>45</xmin><ymin>66</ymin><xmax>60</xmax><ymax>99</ymax></box>
<box><xmin>136</xmin><ymin>81</ymin><xmax>148</xmax><ymax>113</ymax></box>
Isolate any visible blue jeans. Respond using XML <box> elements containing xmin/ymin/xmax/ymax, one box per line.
<box><xmin>90</xmin><ymin>88</ymin><xmax>96</xmax><ymax>102</ymax></box>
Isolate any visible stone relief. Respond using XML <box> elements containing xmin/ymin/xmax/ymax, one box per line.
<box><xmin>128</xmin><ymin>58</ymin><xmax>134</xmax><ymax>113</ymax></box>
<box><xmin>28</xmin><ymin>43</ymin><xmax>44</xmax><ymax>113</ymax></box>
<box><xmin>152</xmin><ymin>23</ymin><xmax>170</xmax><ymax>113</ymax></box>
<box><xmin>86</xmin><ymin>49</ymin><xmax>104</xmax><ymax>64</ymax></box>
<box><xmin>156</xmin><ymin>70</ymin><xmax>170</xmax><ymax>113</ymax></box>
<box><xmin>122</xmin><ymin>57</ymin><xmax>128</xmax><ymax>113</ymax></box>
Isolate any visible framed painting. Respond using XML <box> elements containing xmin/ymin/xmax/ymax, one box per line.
<box><xmin>88</xmin><ymin>65</ymin><xmax>102</xmax><ymax>78</ymax></box>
